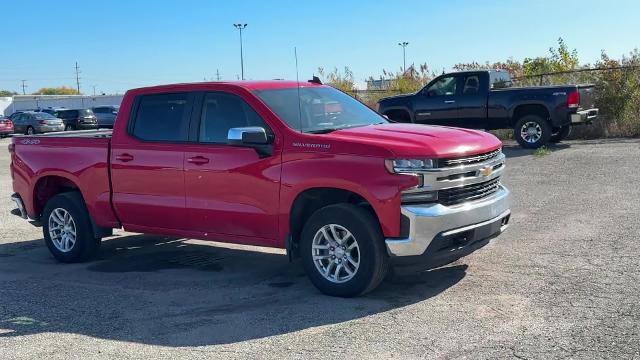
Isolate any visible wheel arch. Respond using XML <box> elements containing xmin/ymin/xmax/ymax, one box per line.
<box><xmin>509</xmin><ymin>103</ymin><xmax>550</xmax><ymax>127</ymax></box>
<box><xmin>287</xmin><ymin>187</ymin><xmax>382</xmax><ymax>258</ymax></box>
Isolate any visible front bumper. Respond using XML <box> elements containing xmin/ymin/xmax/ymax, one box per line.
<box><xmin>571</xmin><ymin>108</ymin><xmax>599</xmax><ymax>124</ymax></box>
<box><xmin>385</xmin><ymin>185</ymin><xmax>510</xmax><ymax>263</ymax></box>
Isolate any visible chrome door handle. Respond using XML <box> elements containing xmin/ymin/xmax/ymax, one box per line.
<box><xmin>444</xmin><ymin>100</ymin><xmax>456</xmax><ymax>104</ymax></box>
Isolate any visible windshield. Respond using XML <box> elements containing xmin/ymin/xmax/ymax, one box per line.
<box><xmin>254</xmin><ymin>87</ymin><xmax>387</xmax><ymax>133</ymax></box>
<box><xmin>33</xmin><ymin>113</ymin><xmax>57</xmax><ymax>120</ymax></box>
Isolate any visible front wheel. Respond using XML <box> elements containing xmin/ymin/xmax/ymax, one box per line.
<box><xmin>514</xmin><ymin>115</ymin><xmax>552</xmax><ymax>149</ymax></box>
<box><xmin>550</xmin><ymin>125</ymin><xmax>571</xmax><ymax>143</ymax></box>
<box><xmin>301</xmin><ymin>203</ymin><xmax>389</xmax><ymax>297</ymax></box>
<box><xmin>26</xmin><ymin>126</ymin><xmax>35</xmax><ymax>135</ymax></box>
<box><xmin>42</xmin><ymin>192</ymin><xmax>101</xmax><ymax>263</ymax></box>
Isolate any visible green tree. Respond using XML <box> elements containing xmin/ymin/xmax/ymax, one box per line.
<box><xmin>0</xmin><ymin>90</ymin><xmax>17</xmax><ymax>97</ymax></box>
<box><xmin>32</xmin><ymin>86</ymin><xmax>80</xmax><ymax>95</ymax></box>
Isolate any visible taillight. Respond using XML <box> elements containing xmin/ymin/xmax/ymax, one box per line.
<box><xmin>567</xmin><ymin>91</ymin><xmax>580</xmax><ymax>109</ymax></box>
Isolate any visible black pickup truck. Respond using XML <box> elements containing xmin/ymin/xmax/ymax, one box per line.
<box><xmin>376</xmin><ymin>70</ymin><xmax>598</xmax><ymax>148</ymax></box>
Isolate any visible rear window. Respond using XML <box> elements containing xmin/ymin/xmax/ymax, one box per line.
<box><xmin>131</xmin><ymin>93</ymin><xmax>192</xmax><ymax>142</ymax></box>
<box><xmin>489</xmin><ymin>71</ymin><xmax>513</xmax><ymax>89</ymax></box>
<box><xmin>79</xmin><ymin>109</ymin><xmax>94</xmax><ymax>116</ymax></box>
<box><xmin>57</xmin><ymin>110</ymin><xmax>78</xmax><ymax>117</ymax></box>
<box><xmin>33</xmin><ymin>113</ymin><xmax>57</xmax><ymax>120</ymax></box>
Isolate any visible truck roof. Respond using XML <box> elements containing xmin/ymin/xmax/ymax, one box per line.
<box><xmin>129</xmin><ymin>80</ymin><xmax>327</xmax><ymax>93</ymax></box>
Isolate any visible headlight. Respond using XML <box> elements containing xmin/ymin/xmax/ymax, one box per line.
<box><xmin>385</xmin><ymin>159</ymin><xmax>435</xmax><ymax>173</ymax></box>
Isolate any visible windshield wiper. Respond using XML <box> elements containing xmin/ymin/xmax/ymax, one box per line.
<box><xmin>305</xmin><ymin>123</ymin><xmax>370</xmax><ymax>134</ymax></box>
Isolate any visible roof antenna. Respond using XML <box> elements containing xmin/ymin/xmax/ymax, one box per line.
<box><xmin>294</xmin><ymin>47</ymin><xmax>303</xmax><ymax>133</ymax></box>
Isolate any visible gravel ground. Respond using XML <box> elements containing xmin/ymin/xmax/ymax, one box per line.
<box><xmin>0</xmin><ymin>137</ymin><xmax>639</xmax><ymax>359</ymax></box>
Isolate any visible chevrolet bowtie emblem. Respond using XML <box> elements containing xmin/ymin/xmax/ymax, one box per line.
<box><xmin>480</xmin><ymin>166</ymin><xmax>494</xmax><ymax>177</ymax></box>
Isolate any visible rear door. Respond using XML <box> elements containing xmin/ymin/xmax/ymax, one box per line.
<box><xmin>455</xmin><ymin>73</ymin><xmax>489</xmax><ymax>129</ymax></box>
<box><xmin>182</xmin><ymin>91</ymin><xmax>281</xmax><ymax>245</ymax></box>
<box><xmin>412</xmin><ymin>74</ymin><xmax>459</xmax><ymax>125</ymax></box>
<box><xmin>110</xmin><ymin>92</ymin><xmax>195</xmax><ymax>232</ymax></box>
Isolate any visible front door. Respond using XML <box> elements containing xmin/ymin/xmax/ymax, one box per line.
<box><xmin>413</xmin><ymin>74</ymin><xmax>459</xmax><ymax>125</ymax></box>
<box><xmin>183</xmin><ymin>91</ymin><xmax>281</xmax><ymax>245</ymax></box>
<box><xmin>110</xmin><ymin>92</ymin><xmax>195</xmax><ymax>232</ymax></box>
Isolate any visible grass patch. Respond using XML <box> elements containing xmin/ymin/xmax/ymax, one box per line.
<box><xmin>534</xmin><ymin>146</ymin><xmax>552</xmax><ymax>157</ymax></box>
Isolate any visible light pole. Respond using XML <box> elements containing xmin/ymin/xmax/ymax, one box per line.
<box><xmin>233</xmin><ymin>23</ymin><xmax>247</xmax><ymax>80</ymax></box>
<box><xmin>398</xmin><ymin>42</ymin><xmax>409</xmax><ymax>72</ymax></box>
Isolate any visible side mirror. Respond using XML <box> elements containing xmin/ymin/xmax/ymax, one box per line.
<box><xmin>227</xmin><ymin>126</ymin><xmax>270</xmax><ymax>145</ymax></box>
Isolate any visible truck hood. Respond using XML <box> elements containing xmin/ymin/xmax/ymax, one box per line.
<box><xmin>328</xmin><ymin>123</ymin><xmax>502</xmax><ymax>158</ymax></box>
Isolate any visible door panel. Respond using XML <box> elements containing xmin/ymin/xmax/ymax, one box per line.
<box><xmin>456</xmin><ymin>74</ymin><xmax>488</xmax><ymax>129</ymax></box>
<box><xmin>110</xmin><ymin>92</ymin><xmax>194</xmax><ymax>231</ymax></box>
<box><xmin>184</xmin><ymin>91</ymin><xmax>280</xmax><ymax>244</ymax></box>
<box><xmin>413</xmin><ymin>75</ymin><xmax>459</xmax><ymax>125</ymax></box>
<box><xmin>184</xmin><ymin>146</ymin><xmax>281</xmax><ymax>242</ymax></box>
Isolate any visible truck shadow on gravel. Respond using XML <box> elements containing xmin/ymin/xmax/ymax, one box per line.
<box><xmin>502</xmin><ymin>143</ymin><xmax>570</xmax><ymax>158</ymax></box>
<box><xmin>0</xmin><ymin>234</ymin><xmax>467</xmax><ymax>346</ymax></box>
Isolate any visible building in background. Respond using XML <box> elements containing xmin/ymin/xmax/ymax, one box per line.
<box><xmin>1</xmin><ymin>95</ymin><xmax>124</xmax><ymax>116</ymax></box>
<box><xmin>366</xmin><ymin>78</ymin><xmax>393</xmax><ymax>91</ymax></box>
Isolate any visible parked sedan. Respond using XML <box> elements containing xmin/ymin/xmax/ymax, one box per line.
<box><xmin>0</xmin><ymin>116</ymin><xmax>14</xmax><ymax>137</ymax></box>
<box><xmin>55</xmin><ymin>109</ymin><xmax>98</xmax><ymax>130</ymax></box>
<box><xmin>91</xmin><ymin>105</ymin><xmax>119</xmax><ymax>128</ymax></box>
<box><xmin>12</xmin><ymin>111</ymin><xmax>64</xmax><ymax>135</ymax></box>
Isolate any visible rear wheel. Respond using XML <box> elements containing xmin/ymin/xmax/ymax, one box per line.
<box><xmin>550</xmin><ymin>125</ymin><xmax>571</xmax><ymax>143</ymax></box>
<box><xmin>514</xmin><ymin>115</ymin><xmax>552</xmax><ymax>149</ymax></box>
<box><xmin>26</xmin><ymin>126</ymin><xmax>35</xmax><ymax>135</ymax></box>
<box><xmin>64</xmin><ymin>124</ymin><xmax>75</xmax><ymax>131</ymax></box>
<box><xmin>301</xmin><ymin>203</ymin><xmax>389</xmax><ymax>297</ymax></box>
<box><xmin>42</xmin><ymin>192</ymin><xmax>101</xmax><ymax>263</ymax></box>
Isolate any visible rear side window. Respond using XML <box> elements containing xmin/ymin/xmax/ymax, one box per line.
<box><xmin>93</xmin><ymin>107</ymin><xmax>107</xmax><ymax>113</ymax></box>
<box><xmin>199</xmin><ymin>92</ymin><xmax>269</xmax><ymax>143</ymax></box>
<box><xmin>132</xmin><ymin>93</ymin><xmax>192</xmax><ymax>142</ymax></box>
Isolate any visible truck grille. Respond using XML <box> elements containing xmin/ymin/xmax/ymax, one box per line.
<box><xmin>438</xmin><ymin>149</ymin><xmax>501</xmax><ymax>168</ymax></box>
<box><xmin>439</xmin><ymin>177</ymin><xmax>501</xmax><ymax>206</ymax></box>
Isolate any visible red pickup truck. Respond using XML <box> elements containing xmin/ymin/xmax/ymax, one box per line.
<box><xmin>9</xmin><ymin>80</ymin><xmax>511</xmax><ymax>297</ymax></box>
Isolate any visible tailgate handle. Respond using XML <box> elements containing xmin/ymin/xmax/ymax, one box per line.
<box><xmin>115</xmin><ymin>153</ymin><xmax>134</xmax><ymax>162</ymax></box>
<box><xmin>187</xmin><ymin>156</ymin><xmax>210</xmax><ymax>165</ymax></box>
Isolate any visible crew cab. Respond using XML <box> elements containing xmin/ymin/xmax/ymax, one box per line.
<box><xmin>377</xmin><ymin>70</ymin><xmax>599</xmax><ymax>148</ymax></box>
<box><xmin>9</xmin><ymin>80</ymin><xmax>511</xmax><ymax>297</ymax></box>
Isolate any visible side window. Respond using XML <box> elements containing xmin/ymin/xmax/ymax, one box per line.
<box><xmin>199</xmin><ymin>92</ymin><xmax>270</xmax><ymax>144</ymax></box>
<box><xmin>462</xmin><ymin>75</ymin><xmax>480</xmax><ymax>95</ymax></box>
<box><xmin>132</xmin><ymin>93</ymin><xmax>192</xmax><ymax>142</ymax></box>
<box><xmin>93</xmin><ymin>108</ymin><xmax>104</xmax><ymax>114</ymax></box>
<box><xmin>426</xmin><ymin>76</ymin><xmax>457</xmax><ymax>96</ymax></box>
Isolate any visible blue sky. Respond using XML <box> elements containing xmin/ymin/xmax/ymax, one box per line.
<box><xmin>1</xmin><ymin>0</ymin><xmax>638</xmax><ymax>94</ymax></box>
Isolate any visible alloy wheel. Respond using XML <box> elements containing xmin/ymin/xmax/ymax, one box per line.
<box><xmin>311</xmin><ymin>224</ymin><xmax>360</xmax><ymax>283</ymax></box>
<box><xmin>520</xmin><ymin>121</ymin><xmax>542</xmax><ymax>143</ymax></box>
<box><xmin>48</xmin><ymin>208</ymin><xmax>77</xmax><ymax>253</ymax></box>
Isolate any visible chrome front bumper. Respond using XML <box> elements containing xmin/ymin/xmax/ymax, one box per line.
<box><xmin>386</xmin><ymin>185</ymin><xmax>511</xmax><ymax>257</ymax></box>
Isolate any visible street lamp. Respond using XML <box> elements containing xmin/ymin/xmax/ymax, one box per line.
<box><xmin>233</xmin><ymin>23</ymin><xmax>248</xmax><ymax>80</ymax></box>
<box><xmin>398</xmin><ymin>42</ymin><xmax>409</xmax><ymax>72</ymax></box>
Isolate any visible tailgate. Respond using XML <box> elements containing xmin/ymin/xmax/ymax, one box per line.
<box><xmin>578</xmin><ymin>85</ymin><xmax>596</xmax><ymax>111</ymax></box>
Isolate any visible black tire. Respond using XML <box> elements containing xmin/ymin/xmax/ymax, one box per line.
<box><xmin>64</xmin><ymin>124</ymin><xmax>75</xmax><ymax>131</ymax></box>
<box><xmin>514</xmin><ymin>115</ymin><xmax>552</xmax><ymax>149</ymax></box>
<box><xmin>300</xmin><ymin>203</ymin><xmax>389</xmax><ymax>297</ymax></box>
<box><xmin>385</xmin><ymin>110</ymin><xmax>412</xmax><ymax>123</ymax></box>
<box><xmin>42</xmin><ymin>192</ymin><xmax>101</xmax><ymax>263</ymax></box>
<box><xmin>550</xmin><ymin>125</ymin><xmax>571</xmax><ymax>143</ymax></box>
<box><xmin>26</xmin><ymin>126</ymin><xmax>35</xmax><ymax>135</ymax></box>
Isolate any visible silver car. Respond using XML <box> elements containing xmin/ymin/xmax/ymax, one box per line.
<box><xmin>92</xmin><ymin>105</ymin><xmax>119</xmax><ymax>128</ymax></box>
<box><xmin>12</xmin><ymin>111</ymin><xmax>65</xmax><ymax>135</ymax></box>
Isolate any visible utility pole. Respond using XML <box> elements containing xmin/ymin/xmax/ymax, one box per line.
<box><xmin>74</xmin><ymin>62</ymin><xmax>81</xmax><ymax>94</ymax></box>
<box><xmin>398</xmin><ymin>42</ymin><xmax>409</xmax><ymax>72</ymax></box>
<box><xmin>21</xmin><ymin>80</ymin><xmax>27</xmax><ymax>95</ymax></box>
<box><xmin>92</xmin><ymin>85</ymin><xmax>96</xmax><ymax>96</ymax></box>
<box><xmin>233</xmin><ymin>23</ymin><xmax>247</xmax><ymax>80</ymax></box>
<box><xmin>216</xmin><ymin>69</ymin><xmax>221</xmax><ymax>81</ymax></box>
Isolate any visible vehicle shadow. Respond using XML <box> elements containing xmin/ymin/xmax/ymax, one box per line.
<box><xmin>502</xmin><ymin>142</ymin><xmax>570</xmax><ymax>158</ymax></box>
<box><xmin>0</xmin><ymin>233</ymin><xmax>467</xmax><ymax>346</ymax></box>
